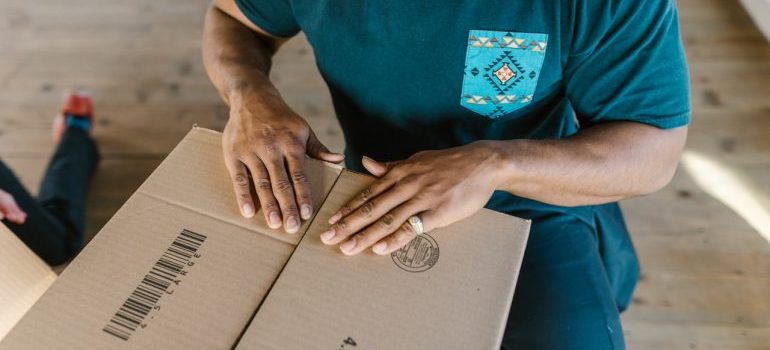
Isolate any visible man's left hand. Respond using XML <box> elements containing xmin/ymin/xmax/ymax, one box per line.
<box><xmin>319</xmin><ymin>141</ymin><xmax>506</xmax><ymax>256</ymax></box>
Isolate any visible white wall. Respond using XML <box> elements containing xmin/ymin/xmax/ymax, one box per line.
<box><xmin>740</xmin><ymin>0</ymin><xmax>770</xmax><ymax>42</ymax></box>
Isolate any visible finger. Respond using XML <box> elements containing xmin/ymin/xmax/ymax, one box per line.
<box><xmin>331</xmin><ymin>156</ymin><xmax>398</xmax><ymax>224</ymax></box>
<box><xmin>306</xmin><ymin>130</ymin><xmax>344</xmax><ymax>163</ymax></box>
<box><xmin>328</xmin><ymin>175</ymin><xmax>398</xmax><ymax>225</ymax></box>
<box><xmin>224</xmin><ymin>157</ymin><xmax>256</xmax><ymax>218</ymax></box>
<box><xmin>11</xmin><ymin>204</ymin><xmax>26</xmax><ymax>218</ymax></box>
<box><xmin>0</xmin><ymin>201</ymin><xmax>26</xmax><ymax>225</ymax></box>
<box><xmin>243</xmin><ymin>156</ymin><xmax>281</xmax><ymax>229</ymax></box>
<box><xmin>372</xmin><ymin>210</ymin><xmax>438</xmax><ymax>255</ymax></box>
<box><xmin>0</xmin><ymin>191</ymin><xmax>13</xmax><ymax>210</ymax></box>
<box><xmin>7</xmin><ymin>211</ymin><xmax>26</xmax><ymax>224</ymax></box>
<box><xmin>285</xmin><ymin>154</ymin><xmax>314</xmax><ymax>220</ymax></box>
<box><xmin>321</xmin><ymin>181</ymin><xmax>420</xmax><ymax>246</ymax></box>
<box><xmin>263</xmin><ymin>155</ymin><xmax>301</xmax><ymax>234</ymax></box>
<box><xmin>361</xmin><ymin>156</ymin><xmax>392</xmax><ymax>177</ymax></box>
<box><xmin>0</xmin><ymin>192</ymin><xmax>24</xmax><ymax>215</ymax></box>
<box><xmin>339</xmin><ymin>200</ymin><xmax>424</xmax><ymax>256</ymax></box>
<box><xmin>373</xmin><ymin>222</ymin><xmax>418</xmax><ymax>255</ymax></box>
<box><xmin>9</xmin><ymin>207</ymin><xmax>27</xmax><ymax>224</ymax></box>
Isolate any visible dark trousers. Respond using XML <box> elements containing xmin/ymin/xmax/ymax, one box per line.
<box><xmin>501</xmin><ymin>203</ymin><xmax>638</xmax><ymax>349</ymax></box>
<box><xmin>0</xmin><ymin>127</ymin><xmax>99</xmax><ymax>265</ymax></box>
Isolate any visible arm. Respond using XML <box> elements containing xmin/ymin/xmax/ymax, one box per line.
<box><xmin>203</xmin><ymin>0</ymin><xmax>284</xmax><ymax>105</ymax></box>
<box><xmin>493</xmin><ymin>122</ymin><xmax>687</xmax><ymax>206</ymax></box>
<box><xmin>318</xmin><ymin>122</ymin><xmax>686</xmax><ymax>256</ymax></box>
<box><xmin>202</xmin><ymin>1</ymin><xmax>343</xmax><ymax>234</ymax></box>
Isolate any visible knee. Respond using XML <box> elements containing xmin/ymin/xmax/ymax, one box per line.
<box><xmin>34</xmin><ymin>228</ymin><xmax>79</xmax><ymax>266</ymax></box>
<box><xmin>38</xmin><ymin>243</ymin><xmax>74</xmax><ymax>266</ymax></box>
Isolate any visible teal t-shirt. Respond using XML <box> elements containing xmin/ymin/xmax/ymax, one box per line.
<box><xmin>235</xmin><ymin>0</ymin><xmax>690</xmax><ymax>224</ymax></box>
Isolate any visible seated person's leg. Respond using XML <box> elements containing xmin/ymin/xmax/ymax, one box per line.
<box><xmin>0</xmin><ymin>90</ymin><xmax>99</xmax><ymax>265</ymax></box>
<box><xmin>501</xmin><ymin>212</ymin><xmax>632</xmax><ymax>350</ymax></box>
<box><xmin>39</xmin><ymin>89</ymin><xmax>100</xmax><ymax>257</ymax></box>
<box><xmin>0</xmin><ymin>160</ymin><xmax>72</xmax><ymax>265</ymax></box>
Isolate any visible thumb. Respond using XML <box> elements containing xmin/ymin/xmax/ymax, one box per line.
<box><xmin>306</xmin><ymin>130</ymin><xmax>344</xmax><ymax>163</ymax></box>
<box><xmin>361</xmin><ymin>156</ymin><xmax>392</xmax><ymax>177</ymax></box>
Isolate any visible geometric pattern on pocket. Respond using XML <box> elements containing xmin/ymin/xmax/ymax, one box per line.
<box><xmin>461</xmin><ymin>30</ymin><xmax>548</xmax><ymax>118</ymax></box>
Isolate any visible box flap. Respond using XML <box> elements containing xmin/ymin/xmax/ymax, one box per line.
<box><xmin>0</xmin><ymin>224</ymin><xmax>56</xmax><ymax>341</ymax></box>
<box><xmin>0</xmin><ymin>128</ymin><xmax>341</xmax><ymax>350</ymax></box>
<box><xmin>137</xmin><ymin>127</ymin><xmax>341</xmax><ymax>245</ymax></box>
<box><xmin>0</xmin><ymin>193</ymin><xmax>294</xmax><ymax>350</ymax></box>
<box><xmin>235</xmin><ymin>170</ymin><xmax>531</xmax><ymax>350</ymax></box>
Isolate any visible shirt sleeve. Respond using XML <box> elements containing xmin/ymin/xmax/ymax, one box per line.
<box><xmin>564</xmin><ymin>0</ymin><xmax>691</xmax><ymax>129</ymax></box>
<box><xmin>235</xmin><ymin>0</ymin><xmax>301</xmax><ymax>38</ymax></box>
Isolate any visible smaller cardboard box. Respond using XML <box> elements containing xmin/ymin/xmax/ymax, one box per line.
<box><xmin>0</xmin><ymin>223</ymin><xmax>56</xmax><ymax>340</ymax></box>
<box><xmin>0</xmin><ymin>127</ymin><xmax>530</xmax><ymax>349</ymax></box>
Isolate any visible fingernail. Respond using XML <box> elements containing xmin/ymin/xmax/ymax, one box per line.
<box><xmin>328</xmin><ymin>212</ymin><xmax>341</xmax><ymax>224</ymax></box>
<box><xmin>268</xmin><ymin>212</ymin><xmax>281</xmax><ymax>228</ymax></box>
<box><xmin>300</xmin><ymin>204</ymin><xmax>312</xmax><ymax>220</ymax></box>
<box><xmin>340</xmin><ymin>238</ymin><xmax>357</xmax><ymax>254</ymax></box>
<box><xmin>286</xmin><ymin>216</ymin><xmax>300</xmax><ymax>233</ymax></box>
<box><xmin>320</xmin><ymin>228</ymin><xmax>335</xmax><ymax>243</ymax></box>
<box><xmin>241</xmin><ymin>203</ymin><xmax>255</xmax><ymax>217</ymax></box>
<box><xmin>372</xmin><ymin>241</ymin><xmax>388</xmax><ymax>254</ymax></box>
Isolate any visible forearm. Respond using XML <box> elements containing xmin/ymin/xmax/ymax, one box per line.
<box><xmin>491</xmin><ymin>122</ymin><xmax>687</xmax><ymax>207</ymax></box>
<box><xmin>201</xmin><ymin>5</ymin><xmax>281</xmax><ymax>109</ymax></box>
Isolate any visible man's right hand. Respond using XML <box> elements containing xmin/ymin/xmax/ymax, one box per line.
<box><xmin>203</xmin><ymin>1</ymin><xmax>342</xmax><ymax>233</ymax></box>
<box><xmin>222</xmin><ymin>98</ymin><xmax>343</xmax><ymax>234</ymax></box>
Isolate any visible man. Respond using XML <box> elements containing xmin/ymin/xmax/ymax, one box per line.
<box><xmin>202</xmin><ymin>0</ymin><xmax>689</xmax><ymax>348</ymax></box>
<box><xmin>1</xmin><ymin>90</ymin><xmax>99</xmax><ymax>265</ymax></box>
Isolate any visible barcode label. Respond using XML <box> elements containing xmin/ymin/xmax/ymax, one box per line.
<box><xmin>103</xmin><ymin>229</ymin><xmax>206</xmax><ymax>341</ymax></box>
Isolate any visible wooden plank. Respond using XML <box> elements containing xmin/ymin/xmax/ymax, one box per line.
<box><xmin>622</xmin><ymin>320</ymin><xmax>770</xmax><ymax>350</ymax></box>
<box><xmin>627</xmin><ymin>275</ymin><xmax>770</xmax><ymax>326</ymax></box>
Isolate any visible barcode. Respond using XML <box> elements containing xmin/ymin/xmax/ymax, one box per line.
<box><xmin>103</xmin><ymin>229</ymin><xmax>206</xmax><ymax>341</ymax></box>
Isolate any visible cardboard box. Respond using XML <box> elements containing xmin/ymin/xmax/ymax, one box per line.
<box><xmin>0</xmin><ymin>223</ymin><xmax>56</xmax><ymax>340</ymax></box>
<box><xmin>0</xmin><ymin>127</ymin><xmax>530</xmax><ymax>349</ymax></box>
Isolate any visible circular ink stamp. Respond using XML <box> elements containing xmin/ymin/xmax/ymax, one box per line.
<box><xmin>391</xmin><ymin>234</ymin><xmax>440</xmax><ymax>273</ymax></box>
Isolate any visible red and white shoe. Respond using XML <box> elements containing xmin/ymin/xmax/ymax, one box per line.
<box><xmin>52</xmin><ymin>88</ymin><xmax>94</xmax><ymax>143</ymax></box>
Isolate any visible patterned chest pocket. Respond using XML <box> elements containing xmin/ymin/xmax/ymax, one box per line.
<box><xmin>461</xmin><ymin>30</ymin><xmax>548</xmax><ymax>119</ymax></box>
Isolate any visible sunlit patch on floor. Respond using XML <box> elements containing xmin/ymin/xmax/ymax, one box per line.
<box><xmin>681</xmin><ymin>151</ymin><xmax>770</xmax><ymax>244</ymax></box>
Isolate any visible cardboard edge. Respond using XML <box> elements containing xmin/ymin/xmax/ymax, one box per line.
<box><xmin>192</xmin><ymin>125</ymin><xmax>344</xmax><ymax>173</ymax></box>
<box><xmin>229</xmin><ymin>164</ymin><xmax>346</xmax><ymax>350</ymax></box>
<box><xmin>492</xmin><ymin>219</ymin><xmax>531</xmax><ymax>349</ymax></box>
<box><xmin>0</xmin><ymin>224</ymin><xmax>57</xmax><ymax>342</ymax></box>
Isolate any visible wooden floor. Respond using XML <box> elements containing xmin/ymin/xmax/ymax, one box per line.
<box><xmin>0</xmin><ymin>0</ymin><xmax>768</xmax><ymax>348</ymax></box>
